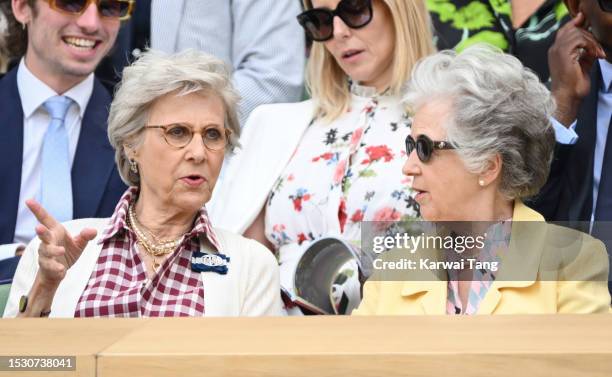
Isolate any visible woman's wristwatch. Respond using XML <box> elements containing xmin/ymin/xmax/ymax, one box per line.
<box><xmin>18</xmin><ymin>295</ymin><xmax>51</xmax><ymax>317</ymax></box>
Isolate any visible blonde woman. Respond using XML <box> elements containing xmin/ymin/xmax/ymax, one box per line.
<box><xmin>209</xmin><ymin>0</ymin><xmax>435</xmax><ymax>313</ymax></box>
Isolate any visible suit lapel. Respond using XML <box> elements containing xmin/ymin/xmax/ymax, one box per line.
<box><xmin>568</xmin><ymin>64</ymin><xmax>601</xmax><ymax>221</ymax></box>
<box><xmin>0</xmin><ymin>69</ymin><xmax>24</xmax><ymax>244</ymax></box>
<box><xmin>198</xmin><ymin>236</ymin><xmax>236</xmax><ymax>316</ymax></box>
<box><xmin>478</xmin><ymin>202</ymin><xmax>546</xmax><ymax>314</ymax></box>
<box><xmin>208</xmin><ymin>101</ymin><xmax>315</xmax><ymax>233</ymax></box>
<box><xmin>399</xmin><ymin>246</ymin><xmax>447</xmax><ymax>315</ymax></box>
<box><xmin>71</xmin><ymin>79</ymin><xmax>115</xmax><ymax>219</ymax></box>
<box><xmin>401</xmin><ymin>281</ymin><xmax>447</xmax><ymax>314</ymax></box>
<box><xmin>397</xmin><ymin>202</ymin><xmax>547</xmax><ymax>315</ymax></box>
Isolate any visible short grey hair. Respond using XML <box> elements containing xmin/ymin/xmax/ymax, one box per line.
<box><xmin>403</xmin><ymin>44</ymin><xmax>556</xmax><ymax>199</ymax></box>
<box><xmin>108</xmin><ymin>49</ymin><xmax>241</xmax><ymax>186</ymax></box>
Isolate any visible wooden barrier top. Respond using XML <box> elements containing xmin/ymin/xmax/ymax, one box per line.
<box><xmin>1</xmin><ymin>316</ymin><xmax>611</xmax><ymax>377</ymax></box>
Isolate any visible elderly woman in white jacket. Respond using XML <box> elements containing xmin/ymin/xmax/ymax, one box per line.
<box><xmin>4</xmin><ymin>50</ymin><xmax>281</xmax><ymax>318</ymax></box>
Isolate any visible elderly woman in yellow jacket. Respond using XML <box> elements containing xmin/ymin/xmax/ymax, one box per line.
<box><xmin>354</xmin><ymin>45</ymin><xmax>610</xmax><ymax>315</ymax></box>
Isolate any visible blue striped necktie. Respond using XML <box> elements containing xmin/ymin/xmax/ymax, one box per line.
<box><xmin>40</xmin><ymin>96</ymin><xmax>74</xmax><ymax>222</ymax></box>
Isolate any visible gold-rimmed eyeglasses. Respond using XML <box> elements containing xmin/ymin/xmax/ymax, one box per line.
<box><xmin>46</xmin><ymin>0</ymin><xmax>135</xmax><ymax>21</ymax></box>
<box><xmin>144</xmin><ymin>123</ymin><xmax>231</xmax><ymax>151</ymax></box>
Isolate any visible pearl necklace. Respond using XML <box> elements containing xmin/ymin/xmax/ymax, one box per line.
<box><xmin>127</xmin><ymin>204</ymin><xmax>185</xmax><ymax>271</ymax></box>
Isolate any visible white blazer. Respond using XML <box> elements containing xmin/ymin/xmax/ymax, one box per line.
<box><xmin>208</xmin><ymin>100</ymin><xmax>314</xmax><ymax>234</ymax></box>
<box><xmin>3</xmin><ymin>218</ymin><xmax>282</xmax><ymax>318</ymax></box>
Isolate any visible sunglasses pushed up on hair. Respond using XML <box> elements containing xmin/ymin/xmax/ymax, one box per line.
<box><xmin>297</xmin><ymin>0</ymin><xmax>373</xmax><ymax>42</ymax></box>
<box><xmin>46</xmin><ymin>0</ymin><xmax>135</xmax><ymax>20</ymax></box>
<box><xmin>405</xmin><ymin>134</ymin><xmax>456</xmax><ymax>163</ymax></box>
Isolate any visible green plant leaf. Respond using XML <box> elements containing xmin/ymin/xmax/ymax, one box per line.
<box><xmin>489</xmin><ymin>0</ymin><xmax>511</xmax><ymax>16</ymax></box>
<box><xmin>358</xmin><ymin>169</ymin><xmax>377</xmax><ymax>178</ymax></box>
<box><xmin>426</xmin><ymin>0</ymin><xmax>457</xmax><ymax>22</ymax></box>
<box><xmin>452</xmin><ymin>2</ymin><xmax>495</xmax><ymax>30</ymax></box>
<box><xmin>455</xmin><ymin>30</ymin><xmax>509</xmax><ymax>52</ymax></box>
<box><xmin>554</xmin><ymin>2</ymin><xmax>569</xmax><ymax>21</ymax></box>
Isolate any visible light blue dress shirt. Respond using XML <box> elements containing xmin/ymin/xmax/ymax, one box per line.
<box><xmin>0</xmin><ymin>60</ymin><xmax>93</xmax><ymax>261</ymax></box>
<box><xmin>551</xmin><ymin>59</ymin><xmax>612</xmax><ymax>222</ymax></box>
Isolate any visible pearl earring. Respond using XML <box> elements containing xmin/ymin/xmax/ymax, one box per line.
<box><xmin>478</xmin><ymin>179</ymin><xmax>485</xmax><ymax>187</ymax></box>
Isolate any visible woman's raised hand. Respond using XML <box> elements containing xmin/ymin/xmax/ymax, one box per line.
<box><xmin>26</xmin><ymin>199</ymin><xmax>97</xmax><ymax>288</ymax></box>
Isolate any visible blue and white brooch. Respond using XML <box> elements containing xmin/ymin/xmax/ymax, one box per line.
<box><xmin>191</xmin><ymin>250</ymin><xmax>230</xmax><ymax>275</ymax></box>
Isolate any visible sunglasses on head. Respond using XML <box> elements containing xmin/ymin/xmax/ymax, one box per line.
<box><xmin>599</xmin><ymin>0</ymin><xmax>612</xmax><ymax>12</ymax></box>
<box><xmin>405</xmin><ymin>134</ymin><xmax>455</xmax><ymax>163</ymax></box>
<box><xmin>297</xmin><ymin>0</ymin><xmax>373</xmax><ymax>42</ymax></box>
<box><xmin>46</xmin><ymin>0</ymin><xmax>135</xmax><ymax>20</ymax></box>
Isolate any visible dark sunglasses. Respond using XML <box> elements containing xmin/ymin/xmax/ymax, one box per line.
<box><xmin>405</xmin><ymin>134</ymin><xmax>455</xmax><ymax>163</ymax></box>
<box><xmin>598</xmin><ymin>0</ymin><xmax>612</xmax><ymax>12</ymax></box>
<box><xmin>297</xmin><ymin>0</ymin><xmax>373</xmax><ymax>42</ymax></box>
<box><xmin>46</xmin><ymin>0</ymin><xmax>135</xmax><ymax>20</ymax></box>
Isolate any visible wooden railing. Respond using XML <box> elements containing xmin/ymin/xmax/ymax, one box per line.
<box><xmin>1</xmin><ymin>315</ymin><xmax>611</xmax><ymax>376</ymax></box>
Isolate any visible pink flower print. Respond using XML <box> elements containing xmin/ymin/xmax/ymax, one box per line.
<box><xmin>361</xmin><ymin>145</ymin><xmax>394</xmax><ymax>164</ymax></box>
<box><xmin>350</xmin><ymin>128</ymin><xmax>364</xmax><ymax>149</ymax></box>
<box><xmin>272</xmin><ymin>224</ymin><xmax>286</xmax><ymax>233</ymax></box>
<box><xmin>297</xmin><ymin>233</ymin><xmax>307</xmax><ymax>245</ymax></box>
<box><xmin>312</xmin><ymin>152</ymin><xmax>334</xmax><ymax>163</ymax></box>
<box><xmin>289</xmin><ymin>188</ymin><xmax>312</xmax><ymax>212</ymax></box>
<box><xmin>362</xmin><ymin>103</ymin><xmax>375</xmax><ymax>114</ymax></box>
<box><xmin>270</xmin><ymin>224</ymin><xmax>290</xmax><ymax>245</ymax></box>
<box><xmin>373</xmin><ymin>207</ymin><xmax>401</xmax><ymax>222</ymax></box>
<box><xmin>350</xmin><ymin>209</ymin><xmax>364</xmax><ymax>223</ymax></box>
<box><xmin>333</xmin><ymin>159</ymin><xmax>347</xmax><ymax>185</ymax></box>
<box><xmin>338</xmin><ymin>198</ymin><xmax>347</xmax><ymax>233</ymax></box>
<box><xmin>361</xmin><ymin>99</ymin><xmax>378</xmax><ymax>115</ymax></box>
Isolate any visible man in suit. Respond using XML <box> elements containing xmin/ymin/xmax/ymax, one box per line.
<box><xmin>529</xmin><ymin>0</ymin><xmax>611</xmax><ymax>293</ymax></box>
<box><xmin>0</xmin><ymin>0</ymin><xmax>128</xmax><ymax>260</ymax></box>
<box><xmin>150</xmin><ymin>0</ymin><xmax>305</xmax><ymax>125</ymax></box>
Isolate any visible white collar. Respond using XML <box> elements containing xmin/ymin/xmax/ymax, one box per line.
<box><xmin>16</xmin><ymin>58</ymin><xmax>94</xmax><ymax>119</ymax></box>
<box><xmin>600</xmin><ymin>59</ymin><xmax>612</xmax><ymax>93</ymax></box>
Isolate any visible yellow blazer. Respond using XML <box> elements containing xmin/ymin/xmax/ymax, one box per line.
<box><xmin>353</xmin><ymin>201</ymin><xmax>611</xmax><ymax>315</ymax></box>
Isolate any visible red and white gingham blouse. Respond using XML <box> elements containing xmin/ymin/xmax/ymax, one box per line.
<box><xmin>74</xmin><ymin>187</ymin><xmax>221</xmax><ymax>317</ymax></box>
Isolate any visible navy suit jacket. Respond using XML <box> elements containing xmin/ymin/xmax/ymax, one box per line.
<box><xmin>528</xmin><ymin>63</ymin><xmax>602</xmax><ymax>225</ymax></box>
<box><xmin>0</xmin><ymin>67</ymin><xmax>127</xmax><ymax>244</ymax></box>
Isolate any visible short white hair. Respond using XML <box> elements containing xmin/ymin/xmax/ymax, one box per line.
<box><xmin>403</xmin><ymin>44</ymin><xmax>556</xmax><ymax>199</ymax></box>
<box><xmin>108</xmin><ymin>49</ymin><xmax>241</xmax><ymax>186</ymax></box>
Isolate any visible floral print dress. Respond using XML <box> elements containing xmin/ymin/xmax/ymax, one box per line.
<box><xmin>264</xmin><ymin>84</ymin><xmax>420</xmax><ymax>292</ymax></box>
